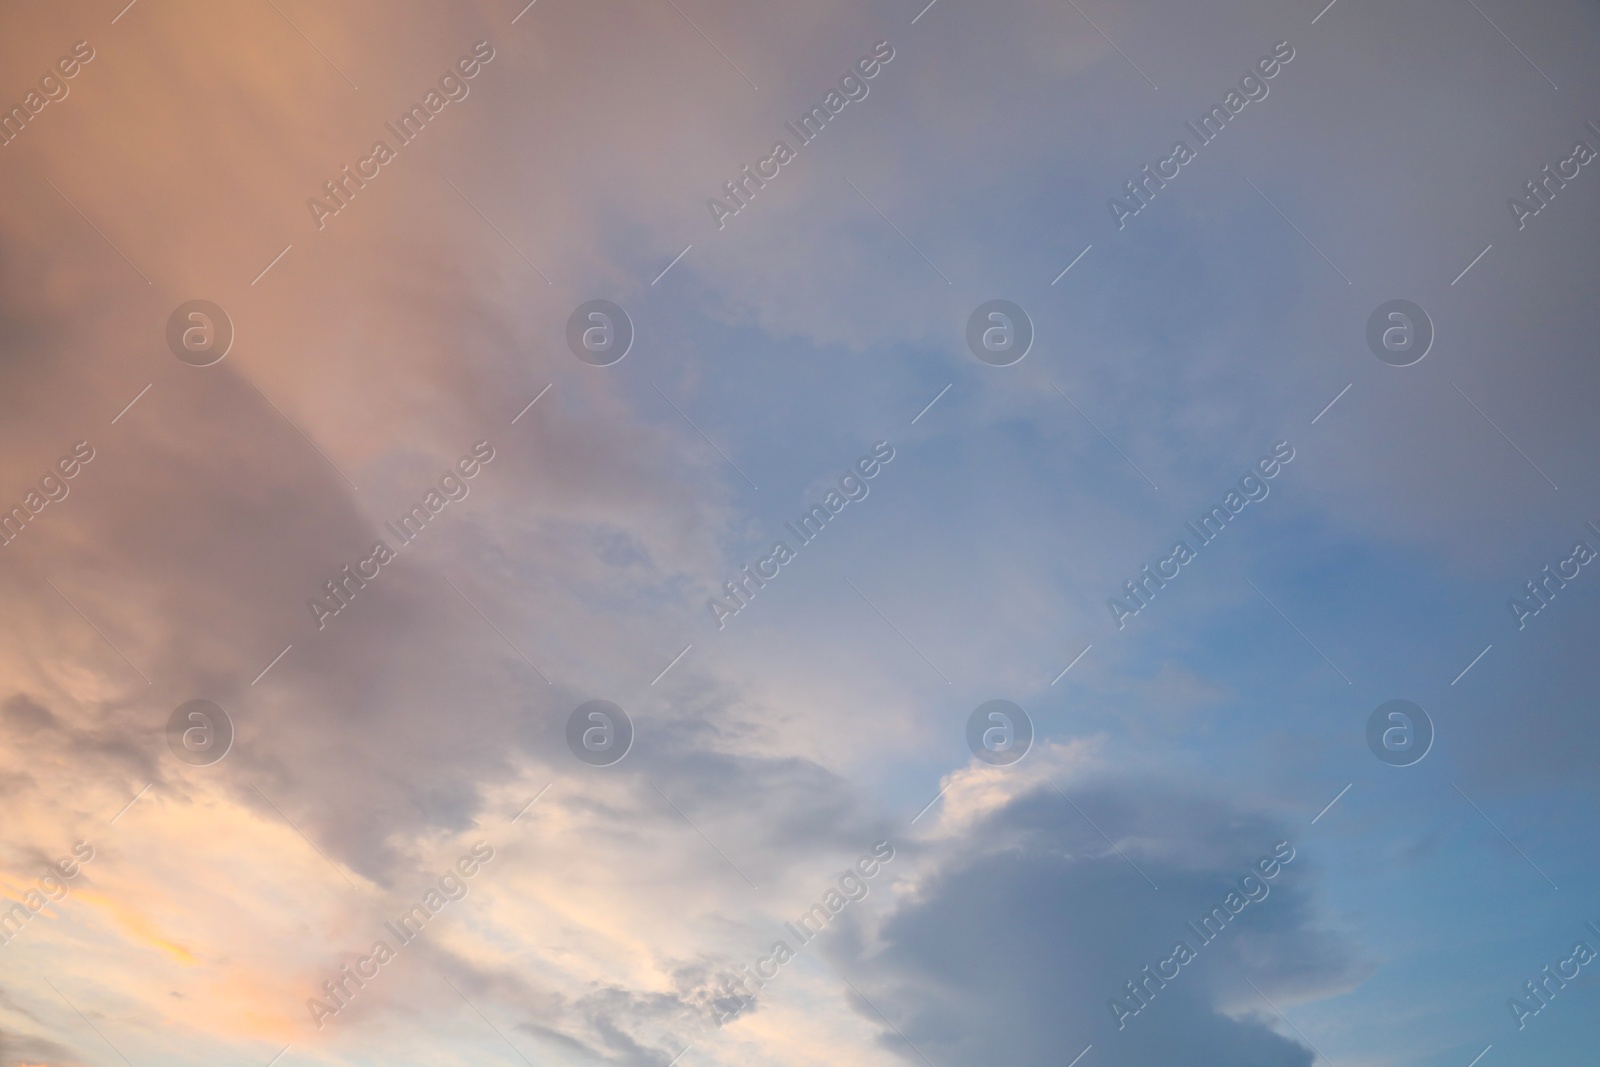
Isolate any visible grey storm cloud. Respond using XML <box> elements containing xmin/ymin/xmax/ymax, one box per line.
<box><xmin>837</xmin><ymin>780</ymin><xmax>1363</xmax><ymax>1066</ymax></box>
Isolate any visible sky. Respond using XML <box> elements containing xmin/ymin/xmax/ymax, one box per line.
<box><xmin>0</xmin><ymin>0</ymin><xmax>1599</xmax><ymax>1065</ymax></box>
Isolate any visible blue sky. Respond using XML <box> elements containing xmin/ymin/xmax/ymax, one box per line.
<box><xmin>0</xmin><ymin>0</ymin><xmax>1598</xmax><ymax>1065</ymax></box>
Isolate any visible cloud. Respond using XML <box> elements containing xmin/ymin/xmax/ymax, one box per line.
<box><xmin>0</xmin><ymin>0</ymin><xmax>1595</xmax><ymax>1064</ymax></box>
<box><xmin>836</xmin><ymin>755</ymin><xmax>1364</xmax><ymax>1066</ymax></box>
